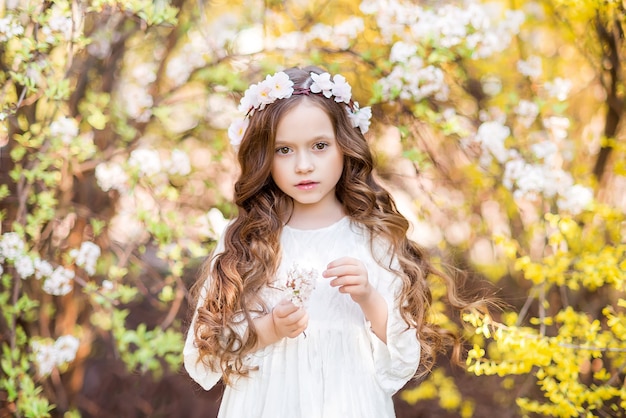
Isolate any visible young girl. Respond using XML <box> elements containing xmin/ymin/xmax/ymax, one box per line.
<box><xmin>184</xmin><ymin>66</ymin><xmax>481</xmax><ymax>417</ymax></box>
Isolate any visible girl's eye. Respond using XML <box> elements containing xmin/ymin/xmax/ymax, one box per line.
<box><xmin>276</xmin><ymin>146</ymin><xmax>291</xmax><ymax>155</ymax></box>
<box><xmin>314</xmin><ymin>142</ymin><xmax>328</xmax><ymax>151</ymax></box>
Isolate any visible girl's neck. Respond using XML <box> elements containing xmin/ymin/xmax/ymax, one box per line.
<box><xmin>285</xmin><ymin>202</ymin><xmax>345</xmax><ymax>230</ymax></box>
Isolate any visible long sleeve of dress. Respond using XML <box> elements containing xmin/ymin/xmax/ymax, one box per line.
<box><xmin>363</xmin><ymin>238</ymin><xmax>421</xmax><ymax>395</ymax></box>
<box><xmin>183</xmin><ymin>234</ymin><xmax>226</xmax><ymax>391</ymax></box>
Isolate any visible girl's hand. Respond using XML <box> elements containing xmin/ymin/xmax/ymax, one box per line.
<box><xmin>324</xmin><ymin>256</ymin><xmax>389</xmax><ymax>343</ymax></box>
<box><xmin>271</xmin><ymin>299</ymin><xmax>309</xmax><ymax>339</ymax></box>
<box><xmin>323</xmin><ymin>257</ymin><xmax>373</xmax><ymax>305</ymax></box>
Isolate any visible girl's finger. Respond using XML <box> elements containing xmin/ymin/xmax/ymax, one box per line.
<box><xmin>324</xmin><ymin>266</ymin><xmax>360</xmax><ymax>278</ymax></box>
<box><xmin>326</xmin><ymin>257</ymin><xmax>360</xmax><ymax>270</ymax></box>
<box><xmin>330</xmin><ymin>275</ymin><xmax>364</xmax><ymax>287</ymax></box>
<box><xmin>273</xmin><ymin>301</ymin><xmax>299</xmax><ymax>318</ymax></box>
<box><xmin>327</xmin><ymin>257</ymin><xmax>358</xmax><ymax>267</ymax></box>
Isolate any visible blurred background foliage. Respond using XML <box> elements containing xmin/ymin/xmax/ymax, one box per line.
<box><xmin>1</xmin><ymin>0</ymin><xmax>625</xmax><ymax>417</ymax></box>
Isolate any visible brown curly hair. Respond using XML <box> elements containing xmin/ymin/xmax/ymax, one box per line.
<box><xmin>192</xmin><ymin>65</ymin><xmax>486</xmax><ymax>384</ymax></box>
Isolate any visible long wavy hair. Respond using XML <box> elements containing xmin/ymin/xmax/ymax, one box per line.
<box><xmin>192</xmin><ymin>66</ymin><xmax>486</xmax><ymax>384</ymax></box>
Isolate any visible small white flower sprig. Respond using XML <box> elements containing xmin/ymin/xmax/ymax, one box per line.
<box><xmin>280</xmin><ymin>262</ymin><xmax>318</xmax><ymax>307</ymax></box>
<box><xmin>228</xmin><ymin>71</ymin><xmax>373</xmax><ymax>147</ymax></box>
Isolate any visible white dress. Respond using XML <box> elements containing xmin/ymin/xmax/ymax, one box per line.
<box><xmin>183</xmin><ymin>217</ymin><xmax>421</xmax><ymax>418</ymax></box>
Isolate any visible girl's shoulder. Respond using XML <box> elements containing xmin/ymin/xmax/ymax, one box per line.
<box><xmin>349</xmin><ymin>220</ymin><xmax>396</xmax><ymax>263</ymax></box>
<box><xmin>210</xmin><ymin>218</ymin><xmax>236</xmax><ymax>255</ymax></box>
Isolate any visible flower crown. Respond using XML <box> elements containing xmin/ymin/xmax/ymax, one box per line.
<box><xmin>227</xmin><ymin>71</ymin><xmax>373</xmax><ymax>147</ymax></box>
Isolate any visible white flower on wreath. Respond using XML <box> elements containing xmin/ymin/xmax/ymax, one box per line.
<box><xmin>238</xmin><ymin>84</ymin><xmax>260</xmax><ymax>113</ymax></box>
<box><xmin>267</xmin><ymin>72</ymin><xmax>294</xmax><ymax>100</ymax></box>
<box><xmin>348</xmin><ymin>102</ymin><xmax>372</xmax><ymax>134</ymax></box>
<box><xmin>331</xmin><ymin>74</ymin><xmax>352</xmax><ymax>104</ymax></box>
<box><xmin>228</xmin><ymin>118</ymin><xmax>249</xmax><ymax>147</ymax></box>
<box><xmin>310</xmin><ymin>72</ymin><xmax>335</xmax><ymax>98</ymax></box>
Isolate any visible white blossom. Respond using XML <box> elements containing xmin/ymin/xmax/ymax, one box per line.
<box><xmin>205</xmin><ymin>13</ymin><xmax>239</xmax><ymax>57</ymax></box>
<box><xmin>517</xmin><ymin>55</ymin><xmax>542</xmax><ymax>79</ymax></box>
<box><xmin>503</xmin><ymin>158</ymin><xmax>526</xmax><ymax>190</ymax></box>
<box><xmin>270</xmin><ymin>31</ymin><xmax>307</xmax><ymax>51</ymax></box>
<box><xmin>503</xmin><ymin>9</ymin><xmax>526</xmax><ymax>33</ymax></box>
<box><xmin>122</xmin><ymin>84</ymin><xmax>153</xmax><ymax>122</ymax></box>
<box><xmin>46</xmin><ymin>14</ymin><xmax>73</xmax><ymax>41</ymax></box>
<box><xmin>389</xmin><ymin>41</ymin><xmax>417</xmax><ymax>63</ymax></box>
<box><xmin>5</xmin><ymin>0</ymin><xmax>20</xmax><ymax>9</ymax></box>
<box><xmin>131</xmin><ymin>63</ymin><xmax>157</xmax><ymax>86</ymax></box>
<box><xmin>206</xmin><ymin>95</ymin><xmax>238</xmax><ymax>130</ymax></box>
<box><xmin>0</xmin><ymin>232</ymin><xmax>25</xmax><ymax>261</ymax></box>
<box><xmin>31</xmin><ymin>340</ymin><xmax>58</xmax><ymax>376</ymax></box>
<box><xmin>543</xmin><ymin>116</ymin><xmax>570</xmax><ymax>140</ymax></box>
<box><xmin>31</xmin><ymin>335</ymin><xmax>80</xmax><ymax>376</ymax></box>
<box><xmin>53</xmin><ymin>335</ymin><xmax>80</xmax><ymax>363</ymax></box>
<box><xmin>14</xmin><ymin>255</ymin><xmax>34</xmax><ymax>279</ymax></box>
<box><xmin>359</xmin><ymin>0</ymin><xmax>380</xmax><ymax>15</ymax></box>
<box><xmin>166</xmin><ymin>30</ymin><xmax>212</xmax><ymax>86</ymax></box>
<box><xmin>69</xmin><ymin>242</ymin><xmax>100</xmax><ymax>276</ymax></box>
<box><xmin>333</xmin><ymin>17</ymin><xmax>364</xmax><ymax>43</ymax></box>
<box><xmin>542</xmin><ymin>168</ymin><xmax>573</xmax><ymax>198</ymax></box>
<box><xmin>42</xmin><ymin>266</ymin><xmax>74</xmax><ymax>296</ymax></box>
<box><xmin>0</xmin><ymin>16</ymin><xmax>24</xmax><ymax>42</ymax></box>
<box><xmin>166</xmin><ymin>56</ymin><xmax>194</xmax><ymax>86</ymax></box>
<box><xmin>307</xmin><ymin>17</ymin><xmax>364</xmax><ymax>49</ymax></box>
<box><xmin>503</xmin><ymin>156</ymin><xmax>583</xmax><ymax>204</ymax></box>
<box><xmin>557</xmin><ymin>185</ymin><xmax>593</xmax><ymax>215</ymax></box>
<box><xmin>361</xmin><ymin>0</ymin><xmax>522</xmax><ymax>58</ymax></box>
<box><xmin>514</xmin><ymin>100</ymin><xmax>539</xmax><ymax>128</ymax></box>
<box><xmin>531</xmin><ymin>140</ymin><xmax>558</xmax><ymax>161</ymax></box>
<box><xmin>50</xmin><ymin>117</ymin><xmax>79</xmax><ymax>145</ymax></box>
<box><xmin>25</xmin><ymin>60</ymin><xmax>46</xmax><ymax>87</ymax></box>
<box><xmin>34</xmin><ymin>258</ymin><xmax>54</xmax><ymax>280</ymax></box>
<box><xmin>128</xmin><ymin>148</ymin><xmax>162</xmax><ymax>177</ymax></box>
<box><xmin>472</xmin><ymin>9</ymin><xmax>525</xmax><ymax>58</ymax></box>
<box><xmin>475</xmin><ymin>120</ymin><xmax>510</xmax><ymax>163</ymax></box>
<box><xmin>377</xmin><ymin>58</ymin><xmax>448</xmax><ymax>102</ymax></box>
<box><xmin>165</xmin><ymin>149</ymin><xmax>191</xmax><ymax>176</ymax></box>
<box><xmin>95</xmin><ymin>162</ymin><xmax>129</xmax><ymax>192</ymax></box>
<box><xmin>234</xmin><ymin>25</ymin><xmax>264</xmax><ymax>55</ymax></box>
<box><xmin>513</xmin><ymin>164</ymin><xmax>546</xmax><ymax>201</ymax></box>
<box><xmin>545</xmin><ymin>77</ymin><xmax>572</xmax><ymax>101</ymax></box>
<box><xmin>280</xmin><ymin>263</ymin><xmax>318</xmax><ymax>307</ymax></box>
<box><xmin>436</xmin><ymin>5</ymin><xmax>468</xmax><ymax>48</ymax></box>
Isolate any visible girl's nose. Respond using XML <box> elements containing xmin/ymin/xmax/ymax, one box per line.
<box><xmin>295</xmin><ymin>153</ymin><xmax>314</xmax><ymax>173</ymax></box>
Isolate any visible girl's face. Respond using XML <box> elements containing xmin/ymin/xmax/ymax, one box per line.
<box><xmin>271</xmin><ymin>99</ymin><xmax>344</xmax><ymax>218</ymax></box>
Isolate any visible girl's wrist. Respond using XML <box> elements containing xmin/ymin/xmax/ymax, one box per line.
<box><xmin>356</xmin><ymin>289</ymin><xmax>389</xmax><ymax>343</ymax></box>
<box><xmin>269</xmin><ymin>309</ymin><xmax>281</xmax><ymax>340</ymax></box>
<box><xmin>252</xmin><ymin>311</ymin><xmax>281</xmax><ymax>350</ymax></box>
<box><xmin>354</xmin><ymin>285</ymin><xmax>376</xmax><ymax>307</ymax></box>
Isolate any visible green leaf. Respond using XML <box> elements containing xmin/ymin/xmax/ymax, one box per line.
<box><xmin>10</xmin><ymin>145</ymin><xmax>26</xmax><ymax>162</ymax></box>
<box><xmin>87</xmin><ymin>112</ymin><xmax>108</xmax><ymax>130</ymax></box>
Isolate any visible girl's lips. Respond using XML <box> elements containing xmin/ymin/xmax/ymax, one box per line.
<box><xmin>296</xmin><ymin>181</ymin><xmax>318</xmax><ymax>190</ymax></box>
